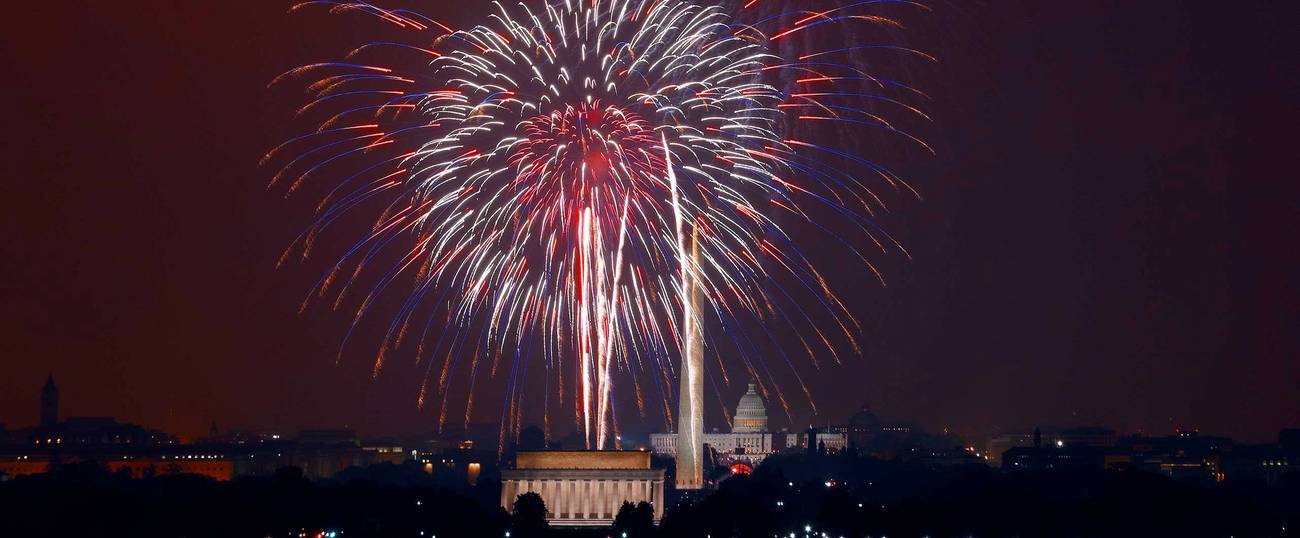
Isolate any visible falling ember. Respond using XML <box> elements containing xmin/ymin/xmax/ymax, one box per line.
<box><xmin>269</xmin><ymin>0</ymin><xmax>931</xmax><ymax>450</ymax></box>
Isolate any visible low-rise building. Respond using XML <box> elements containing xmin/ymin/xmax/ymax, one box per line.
<box><xmin>500</xmin><ymin>451</ymin><xmax>665</xmax><ymax>526</ymax></box>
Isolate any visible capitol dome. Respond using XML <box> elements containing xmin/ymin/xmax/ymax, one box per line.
<box><xmin>732</xmin><ymin>383</ymin><xmax>768</xmax><ymax>433</ymax></box>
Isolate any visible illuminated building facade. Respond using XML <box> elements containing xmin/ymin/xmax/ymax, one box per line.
<box><xmin>786</xmin><ymin>427</ymin><xmax>849</xmax><ymax>454</ymax></box>
<box><xmin>500</xmin><ymin>451</ymin><xmax>665</xmax><ymax>526</ymax></box>
<box><xmin>651</xmin><ymin>382</ymin><xmax>784</xmax><ymax>465</ymax></box>
<box><xmin>416</xmin><ymin>441</ymin><xmax>487</xmax><ymax>486</ymax></box>
<box><xmin>732</xmin><ymin>383</ymin><xmax>769</xmax><ymax>433</ymax></box>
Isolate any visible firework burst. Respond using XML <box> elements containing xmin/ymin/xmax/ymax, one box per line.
<box><xmin>268</xmin><ymin>0</ymin><xmax>932</xmax><ymax>450</ymax></box>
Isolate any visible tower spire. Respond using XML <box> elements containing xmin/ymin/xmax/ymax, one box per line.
<box><xmin>676</xmin><ymin>225</ymin><xmax>705</xmax><ymax>489</ymax></box>
<box><xmin>40</xmin><ymin>374</ymin><xmax>59</xmax><ymax>429</ymax></box>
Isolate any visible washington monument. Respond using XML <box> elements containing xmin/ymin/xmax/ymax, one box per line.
<box><xmin>676</xmin><ymin>227</ymin><xmax>704</xmax><ymax>489</ymax></box>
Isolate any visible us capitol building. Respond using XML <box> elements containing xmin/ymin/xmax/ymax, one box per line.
<box><xmin>649</xmin><ymin>382</ymin><xmax>845</xmax><ymax>465</ymax></box>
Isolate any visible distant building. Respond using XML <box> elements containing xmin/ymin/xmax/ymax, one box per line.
<box><xmin>1</xmin><ymin>377</ymin><xmax>177</xmax><ymax>449</ymax></box>
<box><xmin>652</xmin><ymin>388</ymin><xmax>879</xmax><ymax>466</ymax></box>
<box><xmin>994</xmin><ymin>427</ymin><xmax>1260</xmax><ymax>483</ymax></box>
<box><xmin>907</xmin><ymin>447</ymin><xmax>985</xmax><ymax>468</ymax></box>
<box><xmin>500</xmin><ymin>451</ymin><xmax>665</xmax><ymax>526</ymax></box>
<box><xmin>1127</xmin><ymin>430</ymin><xmax>1232</xmax><ymax>483</ymax></box>
<box><xmin>844</xmin><ymin>404</ymin><xmax>918</xmax><ymax>458</ymax></box>
<box><xmin>988</xmin><ymin>426</ymin><xmax>1118</xmax><ymax>467</ymax></box>
<box><xmin>0</xmin><ymin>377</ymin><xmax>228</xmax><ymax>479</ymax></box>
<box><xmin>57</xmin><ymin>417</ymin><xmax>177</xmax><ymax>446</ymax></box>
<box><xmin>987</xmin><ymin>432</ymin><xmax>1035</xmax><ymax>467</ymax></box>
<box><xmin>651</xmin><ymin>430</ymin><xmax>777</xmax><ymax>465</ymax></box>
<box><xmin>1003</xmin><ymin>446</ymin><xmax>1109</xmax><ymax>471</ymax></box>
<box><xmin>285</xmin><ymin>429</ymin><xmax>415</xmax><ymax>478</ymax></box>
<box><xmin>360</xmin><ymin>440</ymin><xmax>408</xmax><ymax>465</ymax></box>
<box><xmin>1222</xmin><ymin>443</ymin><xmax>1291</xmax><ymax>485</ymax></box>
<box><xmin>847</xmin><ymin>405</ymin><xmax>911</xmax><ymax>447</ymax></box>
<box><xmin>651</xmin><ymin>383</ymin><xmax>782</xmax><ymax>465</ymax></box>
<box><xmin>416</xmin><ymin>440</ymin><xmax>489</xmax><ymax>486</ymax></box>
<box><xmin>0</xmin><ymin>450</ymin><xmax>233</xmax><ymax>481</ymax></box>
<box><xmin>0</xmin><ymin>377</ymin><xmax>436</xmax><ymax>481</ymax></box>
<box><xmin>40</xmin><ymin>375</ymin><xmax>58</xmax><ymax>430</ymax></box>
<box><xmin>787</xmin><ymin>427</ymin><xmax>849</xmax><ymax>455</ymax></box>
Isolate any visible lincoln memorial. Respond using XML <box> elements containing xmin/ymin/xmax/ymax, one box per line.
<box><xmin>499</xmin><ymin>450</ymin><xmax>665</xmax><ymax>526</ymax></box>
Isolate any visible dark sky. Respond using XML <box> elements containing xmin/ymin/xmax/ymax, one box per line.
<box><xmin>1</xmin><ymin>1</ymin><xmax>1296</xmax><ymax>443</ymax></box>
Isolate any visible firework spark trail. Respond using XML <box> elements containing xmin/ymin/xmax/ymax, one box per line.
<box><xmin>271</xmin><ymin>0</ymin><xmax>932</xmax><ymax>450</ymax></box>
<box><xmin>596</xmin><ymin>194</ymin><xmax>632</xmax><ymax>448</ymax></box>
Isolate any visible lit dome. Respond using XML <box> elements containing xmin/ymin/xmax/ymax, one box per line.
<box><xmin>732</xmin><ymin>383</ymin><xmax>768</xmax><ymax>433</ymax></box>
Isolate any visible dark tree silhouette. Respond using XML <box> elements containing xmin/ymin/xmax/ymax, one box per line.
<box><xmin>0</xmin><ymin>454</ymin><xmax>1294</xmax><ymax>537</ymax></box>
<box><xmin>613</xmin><ymin>501</ymin><xmax>655</xmax><ymax>537</ymax></box>
<box><xmin>511</xmin><ymin>491</ymin><xmax>549</xmax><ymax>537</ymax></box>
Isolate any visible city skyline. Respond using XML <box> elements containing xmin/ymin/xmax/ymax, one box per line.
<box><xmin>4</xmin><ymin>373</ymin><xmax>1293</xmax><ymax>450</ymax></box>
<box><xmin>7</xmin><ymin>372</ymin><xmax>1296</xmax><ymax>487</ymax></box>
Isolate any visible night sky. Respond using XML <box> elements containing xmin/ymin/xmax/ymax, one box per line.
<box><xmin>2</xmin><ymin>1</ymin><xmax>1296</xmax><ymax>442</ymax></box>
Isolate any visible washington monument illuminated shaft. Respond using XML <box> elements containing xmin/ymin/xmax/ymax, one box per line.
<box><xmin>676</xmin><ymin>226</ymin><xmax>705</xmax><ymax>489</ymax></box>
